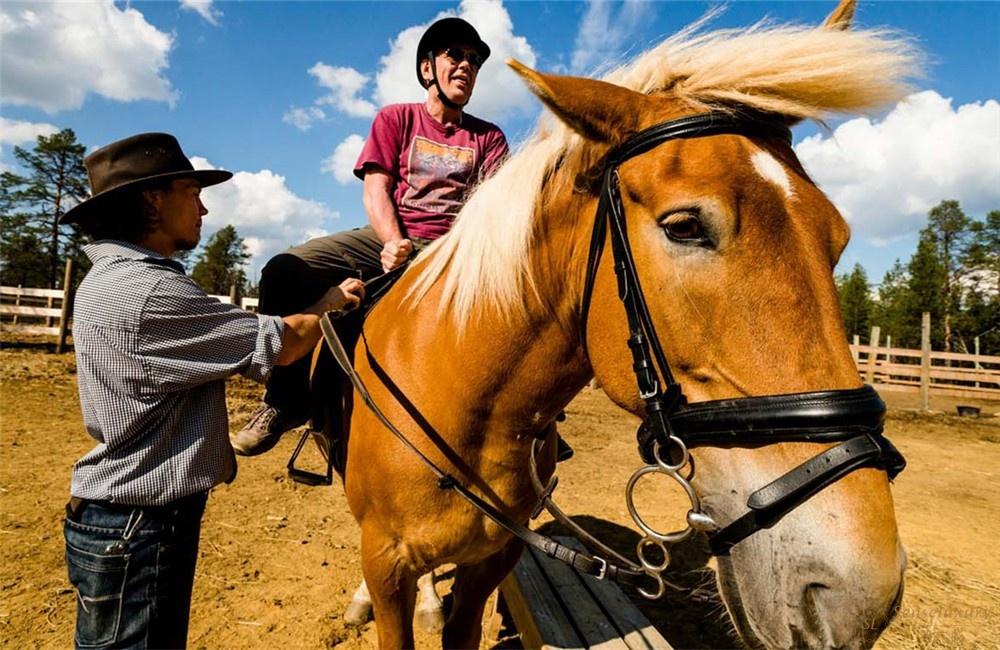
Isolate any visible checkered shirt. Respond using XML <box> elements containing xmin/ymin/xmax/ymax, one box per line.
<box><xmin>70</xmin><ymin>241</ymin><xmax>285</xmax><ymax>506</ymax></box>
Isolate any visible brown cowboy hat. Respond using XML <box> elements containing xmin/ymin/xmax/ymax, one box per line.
<box><xmin>60</xmin><ymin>132</ymin><xmax>232</xmax><ymax>225</ymax></box>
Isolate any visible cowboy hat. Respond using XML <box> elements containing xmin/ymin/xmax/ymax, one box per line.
<box><xmin>60</xmin><ymin>132</ymin><xmax>232</xmax><ymax>224</ymax></box>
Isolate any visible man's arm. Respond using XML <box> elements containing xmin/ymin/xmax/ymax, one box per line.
<box><xmin>362</xmin><ymin>168</ymin><xmax>412</xmax><ymax>271</ymax></box>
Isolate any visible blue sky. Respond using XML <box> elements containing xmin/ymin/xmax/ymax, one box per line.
<box><xmin>2</xmin><ymin>1</ymin><xmax>998</xmax><ymax>285</ymax></box>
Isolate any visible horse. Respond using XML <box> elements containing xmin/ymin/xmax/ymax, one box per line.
<box><xmin>337</xmin><ymin>1</ymin><xmax>919</xmax><ymax>647</ymax></box>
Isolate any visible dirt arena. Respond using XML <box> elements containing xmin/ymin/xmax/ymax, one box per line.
<box><xmin>2</xmin><ymin>345</ymin><xmax>998</xmax><ymax>649</ymax></box>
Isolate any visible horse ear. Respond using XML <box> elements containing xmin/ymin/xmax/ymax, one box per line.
<box><xmin>508</xmin><ymin>59</ymin><xmax>645</xmax><ymax>143</ymax></box>
<box><xmin>822</xmin><ymin>0</ymin><xmax>856</xmax><ymax>31</ymax></box>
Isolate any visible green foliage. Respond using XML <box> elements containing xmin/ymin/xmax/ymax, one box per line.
<box><xmin>853</xmin><ymin>200</ymin><xmax>999</xmax><ymax>355</ymax></box>
<box><xmin>0</xmin><ymin>129</ymin><xmax>89</xmax><ymax>288</ymax></box>
<box><xmin>836</xmin><ymin>263</ymin><xmax>873</xmax><ymax>339</ymax></box>
<box><xmin>190</xmin><ymin>225</ymin><xmax>250</xmax><ymax>297</ymax></box>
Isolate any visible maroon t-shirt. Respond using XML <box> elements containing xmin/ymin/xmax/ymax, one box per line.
<box><xmin>353</xmin><ymin>103</ymin><xmax>509</xmax><ymax>241</ymax></box>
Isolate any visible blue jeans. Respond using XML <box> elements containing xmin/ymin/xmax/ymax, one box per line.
<box><xmin>63</xmin><ymin>494</ymin><xmax>208</xmax><ymax>649</ymax></box>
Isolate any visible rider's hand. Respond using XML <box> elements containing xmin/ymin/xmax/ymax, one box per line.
<box><xmin>381</xmin><ymin>239</ymin><xmax>413</xmax><ymax>272</ymax></box>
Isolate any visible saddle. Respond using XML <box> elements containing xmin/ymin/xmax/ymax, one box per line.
<box><xmin>288</xmin><ymin>266</ymin><xmax>409</xmax><ymax>485</ymax></box>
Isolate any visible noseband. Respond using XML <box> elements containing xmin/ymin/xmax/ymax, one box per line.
<box><xmin>578</xmin><ymin>112</ymin><xmax>906</xmax><ymax>567</ymax></box>
<box><xmin>322</xmin><ymin>111</ymin><xmax>907</xmax><ymax>603</ymax></box>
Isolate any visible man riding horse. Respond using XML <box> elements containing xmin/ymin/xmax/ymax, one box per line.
<box><xmin>232</xmin><ymin>17</ymin><xmax>511</xmax><ymax>455</ymax></box>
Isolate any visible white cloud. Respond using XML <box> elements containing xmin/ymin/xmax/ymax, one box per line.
<box><xmin>571</xmin><ymin>0</ymin><xmax>652</xmax><ymax>74</ymax></box>
<box><xmin>310</xmin><ymin>63</ymin><xmax>377</xmax><ymax>118</ymax></box>
<box><xmin>0</xmin><ymin>1</ymin><xmax>177</xmax><ymax>113</ymax></box>
<box><xmin>321</xmin><ymin>134</ymin><xmax>366</xmax><ymax>185</ymax></box>
<box><xmin>282</xmin><ymin>106</ymin><xmax>327</xmax><ymax>131</ymax></box>
<box><xmin>180</xmin><ymin>0</ymin><xmax>222</xmax><ymax>26</ymax></box>
<box><xmin>796</xmin><ymin>91</ymin><xmax>1000</xmax><ymax>245</ymax></box>
<box><xmin>0</xmin><ymin>117</ymin><xmax>59</xmax><ymax>145</ymax></box>
<box><xmin>190</xmin><ymin>156</ymin><xmax>340</xmax><ymax>279</ymax></box>
<box><xmin>373</xmin><ymin>0</ymin><xmax>538</xmax><ymax>122</ymax></box>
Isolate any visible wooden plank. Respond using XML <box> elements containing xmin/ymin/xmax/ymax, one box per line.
<box><xmin>0</xmin><ymin>323</ymin><xmax>60</xmax><ymax>336</ymax></box>
<box><xmin>501</xmin><ymin>548</ymin><xmax>583</xmax><ymax>650</ymax></box>
<box><xmin>558</xmin><ymin>537</ymin><xmax>672</xmax><ymax>650</ymax></box>
<box><xmin>526</xmin><ymin>545</ymin><xmax>629</xmax><ymax>649</ymax></box>
<box><xmin>0</xmin><ymin>305</ymin><xmax>63</xmax><ymax>318</ymax></box>
<box><xmin>0</xmin><ymin>286</ymin><xmax>63</xmax><ymax>298</ymax></box>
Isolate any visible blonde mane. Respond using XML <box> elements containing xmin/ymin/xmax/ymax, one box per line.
<box><xmin>406</xmin><ymin>13</ymin><xmax>920</xmax><ymax>327</ymax></box>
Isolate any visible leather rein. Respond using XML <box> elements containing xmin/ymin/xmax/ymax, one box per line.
<box><xmin>321</xmin><ymin>110</ymin><xmax>905</xmax><ymax>599</ymax></box>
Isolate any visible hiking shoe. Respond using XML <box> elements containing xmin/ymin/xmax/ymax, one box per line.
<box><xmin>230</xmin><ymin>404</ymin><xmax>308</xmax><ymax>456</ymax></box>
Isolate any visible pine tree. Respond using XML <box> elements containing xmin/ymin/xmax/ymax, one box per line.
<box><xmin>925</xmin><ymin>200</ymin><xmax>972</xmax><ymax>351</ymax></box>
<box><xmin>906</xmin><ymin>232</ymin><xmax>947</xmax><ymax>348</ymax></box>
<box><xmin>836</xmin><ymin>262</ymin><xmax>873</xmax><ymax>339</ymax></box>
<box><xmin>190</xmin><ymin>225</ymin><xmax>250</xmax><ymax>297</ymax></box>
<box><xmin>873</xmin><ymin>261</ymin><xmax>915</xmax><ymax>347</ymax></box>
<box><xmin>1</xmin><ymin>130</ymin><xmax>89</xmax><ymax>288</ymax></box>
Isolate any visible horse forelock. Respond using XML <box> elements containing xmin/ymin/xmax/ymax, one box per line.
<box><xmin>404</xmin><ymin>12</ymin><xmax>921</xmax><ymax>331</ymax></box>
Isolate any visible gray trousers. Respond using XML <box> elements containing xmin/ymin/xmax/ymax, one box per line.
<box><xmin>259</xmin><ymin>226</ymin><xmax>429</xmax><ymax>413</ymax></box>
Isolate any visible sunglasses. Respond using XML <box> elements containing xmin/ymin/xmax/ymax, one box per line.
<box><xmin>441</xmin><ymin>47</ymin><xmax>484</xmax><ymax>68</ymax></box>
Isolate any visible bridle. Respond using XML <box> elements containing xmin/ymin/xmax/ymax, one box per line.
<box><xmin>563</xmin><ymin>110</ymin><xmax>906</xmax><ymax>594</ymax></box>
<box><xmin>321</xmin><ymin>110</ymin><xmax>906</xmax><ymax>602</ymax></box>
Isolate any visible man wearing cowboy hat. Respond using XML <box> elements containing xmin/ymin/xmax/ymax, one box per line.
<box><xmin>61</xmin><ymin>132</ymin><xmax>364</xmax><ymax>649</ymax></box>
<box><xmin>232</xmin><ymin>17</ymin><xmax>510</xmax><ymax>454</ymax></box>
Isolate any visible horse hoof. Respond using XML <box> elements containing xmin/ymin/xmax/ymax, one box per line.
<box><xmin>343</xmin><ymin>599</ymin><xmax>373</xmax><ymax>626</ymax></box>
<box><xmin>416</xmin><ymin>606</ymin><xmax>445</xmax><ymax>634</ymax></box>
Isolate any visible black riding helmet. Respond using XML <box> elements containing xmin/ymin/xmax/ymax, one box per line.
<box><xmin>415</xmin><ymin>17</ymin><xmax>490</xmax><ymax>109</ymax></box>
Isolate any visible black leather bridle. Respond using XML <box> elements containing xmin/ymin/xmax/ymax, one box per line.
<box><xmin>320</xmin><ymin>110</ymin><xmax>907</xmax><ymax>598</ymax></box>
<box><xmin>579</xmin><ymin>111</ymin><xmax>906</xmax><ymax>556</ymax></box>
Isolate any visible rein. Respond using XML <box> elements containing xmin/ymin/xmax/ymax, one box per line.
<box><xmin>322</xmin><ymin>110</ymin><xmax>906</xmax><ymax>599</ymax></box>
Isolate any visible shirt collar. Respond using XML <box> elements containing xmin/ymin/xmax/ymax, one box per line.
<box><xmin>84</xmin><ymin>240</ymin><xmax>186</xmax><ymax>273</ymax></box>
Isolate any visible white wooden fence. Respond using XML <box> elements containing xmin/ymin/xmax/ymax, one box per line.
<box><xmin>850</xmin><ymin>314</ymin><xmax>999</xmax><ymax>405</ymax></box>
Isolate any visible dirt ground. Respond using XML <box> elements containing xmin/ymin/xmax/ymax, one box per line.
<box><xmin>1</xmin><ymin>344</ymin><xmax>998</xmax><ymax>649</ymax></box>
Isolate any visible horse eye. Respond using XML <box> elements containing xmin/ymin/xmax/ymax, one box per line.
<box><xmin>660</xmin><ymin>212</ymin><xmax>705</xmax><ymax>242</ymax></box>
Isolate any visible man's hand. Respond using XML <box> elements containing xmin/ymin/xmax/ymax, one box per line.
<box><xmin>304</xmin><ymin>278</ymin><xmax>365</xmax><ymax>316</ymax></box>
<box><xmin>330</xmin><ymin>278</ymin><xmax>365</xmax><ymax>311</ymax></box>
<box><xmin>381</xmin><ymin>239</ymin><xmax>413</xmax><ymax>272</ymax></box>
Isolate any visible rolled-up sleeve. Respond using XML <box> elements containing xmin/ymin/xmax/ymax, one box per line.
<box><xmin>137</xmin><ymin>273</ymin><xmax>284</xmax><ymax>393</ymax></box>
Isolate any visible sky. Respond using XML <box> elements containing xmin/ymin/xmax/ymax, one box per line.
<box><xmin>2</xmin><ymin>0</ymin><xmax>998</xmax><ymax>286</ymax></box>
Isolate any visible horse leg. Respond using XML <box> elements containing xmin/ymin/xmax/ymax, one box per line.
<box><xmin>361</xmin><ymin>531</ymin><xmax>418</xmax><ymax>649</ymax></box>
<box><xmin>442</xmin><ymin>541</ymin><xmax>524</xmax><ymax>649</ymax></box>
<box><xmin>343</xmin><ymin>578</ymin><xmax>372</xmax><ymax>626</ymax></box>
<box><xmin>415</xmin><ymin>570</ymin><xmax>445</xmax><ymax>633</ymax></box>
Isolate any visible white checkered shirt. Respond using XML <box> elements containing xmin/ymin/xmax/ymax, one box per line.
<box><xmin>70</xmin><ymin>241</ymin><xmax>285</xmax><ymax>506</ymax></box>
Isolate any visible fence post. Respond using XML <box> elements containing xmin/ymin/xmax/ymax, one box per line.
<box><xmin>852</xmin><ymin>334</ymin><xmax>860</xmax><ymax>365</ymax></box>
<box><xmin>920</xmin><ymin>312</ymin><xmax>931</xmax><ymax>412</ymax></box>
<box><xmin>229</xmin><ymin>283</ymin><xmax>238</xmax><ymax>306</ymax></box>
<box><xmin>45</xmin><ymin>295</ymin><xmax>54</xmax><ymax>327</ymax></box>
<box><xmin>13</xmin><ymin>284</ymin><xmax>22</xmax><ymax>325</ymax></box>
<box><xmin>56</xmin><ymin>259</ymin><xmax>75</xmax><ymax>354</ymax></box>
<box><xmin>866</xmin><ymin>326</ymin><xmax>881</xmax><ymax>384</ymax></box>
<box><xmin>974</xmin><ymin>336</ymin><xmax>981</xmax><ymax>389</ymax></box>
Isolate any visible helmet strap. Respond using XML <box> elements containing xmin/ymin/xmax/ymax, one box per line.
<box><xmin>426</xmin><ymin>50</ymin><xmax>468</xmax><ymax>111</ymax></box>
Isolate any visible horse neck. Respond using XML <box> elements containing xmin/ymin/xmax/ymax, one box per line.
<box><xmin>369</xmin><ymin>218</ymin><xmax>594</xmax><ymax>433</ymax></box>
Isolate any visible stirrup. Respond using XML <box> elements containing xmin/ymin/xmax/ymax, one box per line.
<box><xmin>287</xmin><ymin>430</ymin><xmax>334</xmax><ymax>486</ymax></box>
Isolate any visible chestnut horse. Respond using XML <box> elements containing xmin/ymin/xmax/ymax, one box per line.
<box><xmin>340</xmin><ymin>2</ymin><xmax>918</xmax><ymax>647</ymax></box>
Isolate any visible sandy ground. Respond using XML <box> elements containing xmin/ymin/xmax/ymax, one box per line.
<box><xmin>1</xmin><ymin>345</ymin><xmax>998</xmax><ymax>649</ymax></box>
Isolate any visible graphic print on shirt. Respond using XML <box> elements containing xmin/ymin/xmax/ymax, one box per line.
<box><xmin>402</xmin><ymin>136</ymin><xmax>476</xmax><ymax>215</ymax></box>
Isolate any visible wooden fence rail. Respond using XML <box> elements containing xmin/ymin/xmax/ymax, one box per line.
<box><xmin>850</xmin><ymin>315</ymin><xmax>1000</xmax><ymax>405</ymax></box>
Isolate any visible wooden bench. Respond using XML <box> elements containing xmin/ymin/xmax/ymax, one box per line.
<box><xmin>499</xmin><ymin>536</ymin><xmax>672</xmax><ymax>649</ymax></box>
